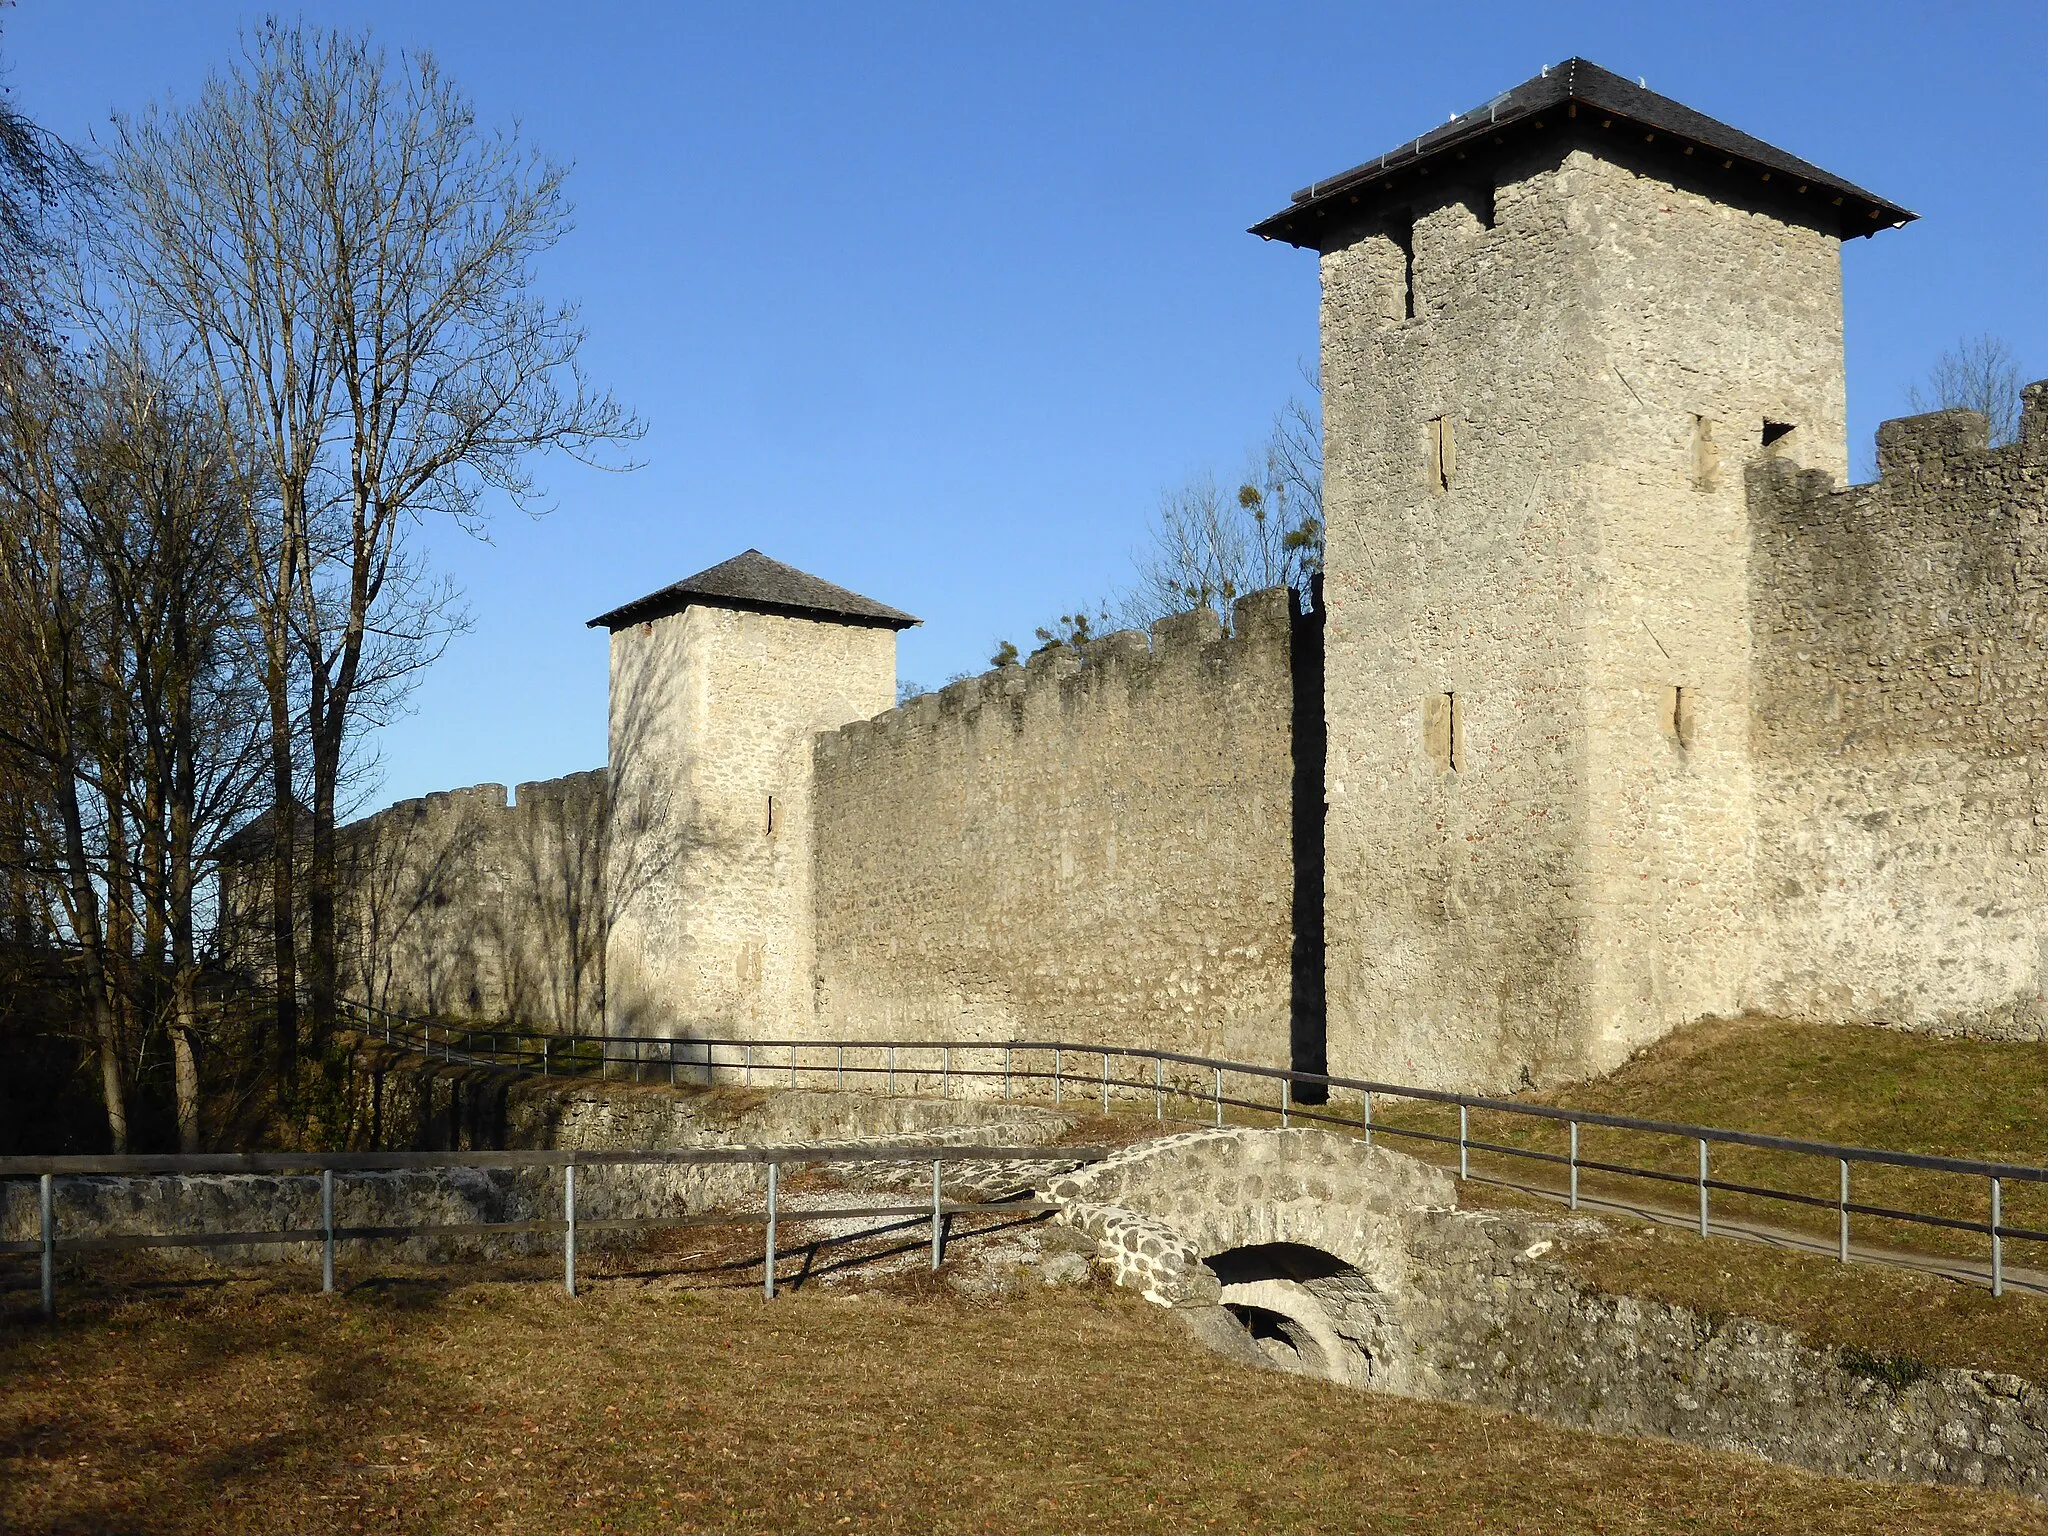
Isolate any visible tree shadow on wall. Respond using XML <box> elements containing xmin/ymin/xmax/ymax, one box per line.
<box><xmin>599</xmin><ymin>630</ymin><xmax>717</xmax><ymax>1041</ymax></box>
<box><xmin>341</xmin><ymin>806</ymin><xmax>494</xmax><ymax>1023</ymax></box>
<box><xmin>496</xmin><ymin>779</ymin><xmax>606</xmax><ymax>1035</ymax></box>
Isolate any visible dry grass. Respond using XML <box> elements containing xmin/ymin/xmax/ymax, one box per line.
<box><xmin>6</xmin><ymin>1272</ymin><xmax>2048</xmax><ymax>1536</ymax></box>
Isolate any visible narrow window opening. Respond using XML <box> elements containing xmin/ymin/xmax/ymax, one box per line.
<box><xmin>1424</xmin><ymin>692</ymin><xmax>1460</xmax><ymax>772</ymax></box>
<box><xmin>1467</xmin><ymin>183</ymin><xmax>1497</xmax><ymax>229</ymax></box>
<box><xmin>1761</xmin><ymin>420</ymin><xmax>1797</xmax><ymax>452</ymax></box>
<box><xmin>1389</xmin><ymin>214</ymin><xmax>1416</xmax><ymax>318</ymax></box>
<box><xmin>1663</xmin><ymin>686</ymin><xmax>1694</xmax><ymax>749</ymax></box>
<box><xmin>1427</xmin><ymin>416</ymin><xmax>1456</xmax><ymax>492</ymax></box>
<box><xmin>1689</xmin><ymin>415</ymin><xmax>1720</xmax><ymax>491</ymax></box>
<box><xmin>765</xmin><ymin>794</ymin><xmax>777</xmax><ymax>836</ymax></box>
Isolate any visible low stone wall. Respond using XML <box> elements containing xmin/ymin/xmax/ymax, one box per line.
<box><xmin>3</xmin><ymin>1082</ymin><xmax>1076</xmax><ymax>1271</ymax></box>
<box><xmin>1042</xmin><ymin>1127</ymin><xmax>2048</xmax><ymax>1499</ymax></box>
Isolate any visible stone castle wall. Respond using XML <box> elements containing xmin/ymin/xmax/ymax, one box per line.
<box><xmin>808</xmin><ymin>588</ymin><xmax>1310</xmax><ymax>1070</ymax></box>
<box><xmin>603</xmin><ymin>603</ymin><xmax>898</xmax><ymax>1038</ymax></box>
<box><xmin>1318</xmin><ymin>139</ymin><xmax>1848</xmax><ymax>1095</ymax></box>
<box><xmin>333</xmin><ymin>770</ymin><xmax>608</xmax><ymax>1031</ymax></box>
<box><xmin>1748</xmin><ymin>390</ymin><xmax>2048</xmax><ymax>1036</ymax></box>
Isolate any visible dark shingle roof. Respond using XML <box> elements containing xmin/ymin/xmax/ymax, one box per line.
<box><xmin>1252</xmin><ymin>58</ymin><xmax>1914</xmax><ymax>249</ymax></box>
<box><xmin>587</xmin><ymin>549</ymin><xmax>920</xmax><ymax>632</ymax></box>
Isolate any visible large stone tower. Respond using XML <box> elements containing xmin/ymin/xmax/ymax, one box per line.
<box><xmin>589</xmin><ymin>551</ymin><xmax>917</xmax><ymax>1036</ymax></box>
<box><xmin>1254</xmin><ymin>60</ymin><xmax>1912</xmax><ymax>1090</ymax></box>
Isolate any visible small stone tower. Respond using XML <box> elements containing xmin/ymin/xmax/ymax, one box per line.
<box><xmin>1255</xmin><ymin>60</ymin><xmax>1913</xmax><ymax>1090</ymax></box>
<box><xmin>589</xmin><ymin>551</ymin><xmax>918</xmax><ymax>1035</ymax></box>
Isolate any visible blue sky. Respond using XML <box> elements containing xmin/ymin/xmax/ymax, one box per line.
<box><xmin>9</xmin><ymin>2</ymin><xmax>2044</xmax><ymax>812</ymax></box>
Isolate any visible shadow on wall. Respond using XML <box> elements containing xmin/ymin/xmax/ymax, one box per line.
<box><xmin>599</xmin><ymin>617</ymin><xmax>724</xmax><ymax>1041</ymax></box>
<box><xmin>334</xmin><ymin>771</ymin><xmax>609</xmax><ymax>1034</ymax></box>
<box><xmin>1290</xmin><ymin>579</ymin><xmax>1328</xmax><ymax>1096</ymax></box>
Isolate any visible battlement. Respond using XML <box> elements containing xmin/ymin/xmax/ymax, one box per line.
<box><xmin>816</xmin><ymin>588</ymin><xmax>1292</xmax><ymax>766</ymax></box>
<box><xmin>355</xmin><ymin>768</ymin><xmax>608</xmax><ymax>837</ymax></box>
<box><xmin>1751</xmin><ymin>382</ymin><xmax>2048</xmax><ymax>545</ymax></box>
<box><xmin>809</xmin><ymin>585</ymin><xmax>1306</xmax><ymax>1064</ymax></box>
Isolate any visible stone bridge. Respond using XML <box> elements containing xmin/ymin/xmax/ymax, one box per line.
<box><xmin>1036</xmin><ymin>1127</ymin><xmax>2048</xmax><ymax>1500</ymax></box>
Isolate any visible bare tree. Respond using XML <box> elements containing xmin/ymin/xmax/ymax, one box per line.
<box><xmin>1908</xmin><ymin>333</ymin><xmax>2026</xmax><ymax>448</ymax></box>
<box><xmin>1116</xmin><ymin>377</ymin><xmax>1322</xmax><ymax>632</ymax></box>
<box><xmin>106</xmin><ymin>22</ymin><xmax>641</xmax><ymax>1090</ymax></box>
<box><xmin>68</xmin><ymin>349</ymin><xmax>268</xmax><ymax>1149</ymax></box>
<box><xmin>0</xmin><ymin>345</ymin><xmax>128</xmax><ymax>1146</ymax></box>
<box><xmin>0</xmin><ymin>333</ymin><xmax>269</xmax><ymax>1152</ymax></box>
<box><xmin>991</xmin><ymin>376</ymin><xmax>1324</xmax><ymax>659</ymax></box>
<box><xmin>0</xmin><ymin>13</ymin><xmax>94</xmax><ymax>344</ymax></box>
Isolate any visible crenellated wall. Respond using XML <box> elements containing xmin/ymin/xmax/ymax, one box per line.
<box><xmin>235</xmin><ymin>770</ymin><xmax>612</xmax><ymax>1032</ymax></box>
<box><xmin>1747</xmin><ymin>388</ymin><xmax>2048</xmax><ymax>1036</ymax></box>
<box><xmin>808</xmin><ymin>589</ymin><xmax>1313</xmax><ymax>1070</ymax></box>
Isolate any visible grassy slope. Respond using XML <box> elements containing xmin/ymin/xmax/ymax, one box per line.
<box><xmin>5</xmin><ymin>1275</ymin><xmax>2044</xmax><ymax>1536</ymax></box>
<box><xmin>1368</xmin><ymin>1017</ymin><xmax>2048</xmax><ymax>1265</ymax></box>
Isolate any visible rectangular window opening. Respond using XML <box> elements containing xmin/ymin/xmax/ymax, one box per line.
<box><xmin>1424</xmin><ymin>691</ymin><xmax>1460</xmax><ymax>772</ymax></box>
<box><xmin>1690</xmin><ymin>415</ymin><xmax>1720</xmax><ymax>491</ymax></box>
<box><xmin>1468</xmin><ymin>184</ymin><xmax>1497</xmax><ymax>229</ymax></box>
<box><xmin>1428</xmin><ymin>416</ymin><xmax>1456</xmax><ymax>492</ymax></box>
<box><xmin>1390</xmin><ymin>214</ymin><xmax>1416</xmax><ymax>319</ymax></box>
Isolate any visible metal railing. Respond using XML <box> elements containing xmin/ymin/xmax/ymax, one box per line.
<box><xmin>0</xmin><ymin>1141</ymin><xmax>1102</xmax><ymax>1319</ymax></box>
<box><xmin>340</xmin><ymin>999</ymin><xmax>2048</xmax><ymax>1298</ymax></box>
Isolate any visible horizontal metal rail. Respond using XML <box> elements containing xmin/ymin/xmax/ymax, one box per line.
<box><xmin>331</xmin><ymin>999</ymin><xmax>2048</xmax><ymax>1298</ymax></box>
<box><xmin>0</xmin><ymin>1143</ymin><xmax>1098</xmax><ymax>1178</ymax></box>
<box><xmin>1</xmin><ymin>1141</ymin><xmax>1096</xmax><ymax>1317</ymax></box>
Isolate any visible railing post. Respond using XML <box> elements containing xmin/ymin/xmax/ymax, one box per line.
<box><xmin>931</xmin><ymin>1160</ymin><xmax>944</xmax><ymax>1270</ymax></box>
<box><xmin>765</xmin><ymin>1160</ymin><xmax>779</xmax><ymax>1301</ymax></box>
<box><xmin>1458</xmin><ymin>1103</ymin><xmax>1469</xmax><ymax>1180</ymax></box>
<box><xmin>564</xmin><ymin>1163</ymin><xmax>578</xmax><ymax>1298</ymax></box>
<box><xmin>1054</xmin><ymin>1048</ymin><xmax>1062</xmax><ymax>1105</ymax></box>
<box><xmin>1697</xmin><ymin>1139</ymin><xmax>1709</xmax><ymax>1238</ymax></box>
<box><xmin>745</xmin><ymin>1043</ymin><xmax>753</xmax><ymax>1088</ymax></box>
<box><xmin>1281</xmin><ymin>1077</ymin><xmax>1290</xmax><ymax>1128</ymax></box>
<box><xmin>1568</xmin><ymin>1121</ymin><xmax>1579</xmax><ymax>1211</ymax></box>
<box><xmin>790</xmin><ymin>1044</ymin><xmax>798</xmax><ymax>1088</ymax></box>
<box><xmin>1991</xmin><ymin>1175</ymin><xmax>2004</xmax><ymax>1298</ymax></box>
<box><xmin>1362</xmin><ymin>1090</ymin><xmax>1373</xmax><ymax>1148</ymax></box>
<box><xmin>943</xmin><ymin>1046</ymin><xmax>951</xmax><ymax>1099</ymax></box>
<box><xmin>1838</xmin><ymin>1158</ymin><xmax>1850</xmax><ymax>1264</ymax></box>
<box><xmin>542</xmin><ymin>1035</ymin><xmax>550</xmax><ymax>1077</ymax></box>
<box><xmin>1101</xmin><ymin>1052</ymin><xmax>1109</xmax><ymax>1114</ymax></box>
<box><xmin>1155</xmin><ymin>1056</ymin><xmax>1164</xmax><ymax>1121</ymax></box>
<box><xmin>1005</xmin><ymin>1045</ymin><xmax>1013</xmax><ymax>1101</ymax></box>
<box><xmin>321</xmin><ymin>1168</ymin><xmax>335</xmax><ymax>1294</ymax></box>
<box><xmin>837</xmin><ymin>1044</ymin><xmax>845</xmax><ymax>1090</ymax></box>
<box><xmin>38</xmin><ymin>1172</ymin><xmax>54</xmax><ymax>1320</ymax></box>
<box><xmin>1214</xmin><ymin>1067</ymin><xmax>1222</xmax><ymax>1128</ymax></box>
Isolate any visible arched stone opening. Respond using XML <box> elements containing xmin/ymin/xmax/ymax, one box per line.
<box><xmin>1206</xmin><ymin>1241</ymin><xmax>1397</xmax><ymax>1389</ymax></box>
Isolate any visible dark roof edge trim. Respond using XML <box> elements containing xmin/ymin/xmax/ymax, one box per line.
<box><xmin>1251</xmin><ymin>59</ymin><xmax>1914</xmax><ymax>248</ymax></box>
<box><xmin>587</xmin><ymin>592</ymin><xmax>921</xmax><ymax>632</ymax></box>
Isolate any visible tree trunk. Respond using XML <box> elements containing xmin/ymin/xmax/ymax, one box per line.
<box><xmin>169</xmin><ymin>612</ymin><xmax>202</xmax><ymax>1154</ymax></box>
<box><xmin>306</xmin><ymin>667</ymin><xmax>341</xmax><ymax>1068</ymax></box>
<box><xmin>265</xmin><ymin>654</ymin><xmax>299</xmax><ymax>1094</ymax></box>
<box><xmin>55</xmin><ymin>752</ymin><xmax>125</xmax><ymax>1152</ymax></box>
<box><xmin>308</xmin><ymin>730</ymin><xmax>338</xmax><ymax>1063</ymax></box>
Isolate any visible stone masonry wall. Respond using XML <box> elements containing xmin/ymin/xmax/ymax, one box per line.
<box><xmin>220</xmin><ymin>770</ymin><xmax>608</xmax><ymax>1032</ymax></box>
<box><xmin>1318</xmin><ymin>137</ymin><xmax>1846</xmax><ymax>1095</ymax></box>
<box><xmin>605</xmin><ymin>604</ymin><xmax>898</xmax><ymax>1037</ymax></box>
<box><xmin>1748</xmin><ymin>390</ymin><xmax>2048</xmax><ymax>1035</ymax></box>
<box><xmin>810</xmin><ymin>589</ymin><xmax>1304</xmax><ymax>1070</ymax></box>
